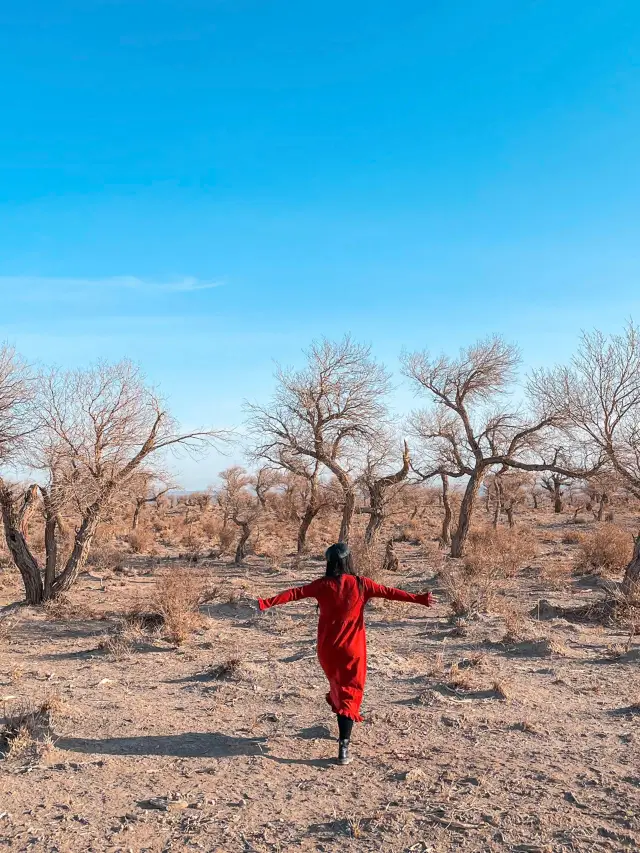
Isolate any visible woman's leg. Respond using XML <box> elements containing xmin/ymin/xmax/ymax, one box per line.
<box><xmin>336</xmin><ymin>715</ymin><xmax>354</xmax><ymax>763</ymax></box>
<box><xmin>337</xmin><ymin>714</ymin><xmax>354</xmax><ymax>741</ymax></box>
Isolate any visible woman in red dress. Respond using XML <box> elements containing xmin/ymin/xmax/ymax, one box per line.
<box><xmin>258</xmin><ymin>542</ymin><xmax>433</xmax><ymax>765</ymax></box>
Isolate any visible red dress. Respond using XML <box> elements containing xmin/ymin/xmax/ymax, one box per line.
<box><xmin>259</xmin><ymin>575</ymin><xmax>432</xmax><ymax>722</ymax></box>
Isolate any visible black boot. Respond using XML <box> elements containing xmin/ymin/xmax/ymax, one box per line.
<box><xmin>337</xmin><ymin>738</ymin><xmax>352</xmax><ymax>765</ymax></box>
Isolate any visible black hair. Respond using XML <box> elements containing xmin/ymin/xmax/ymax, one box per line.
<box><xmin>325</xmin><ymin>542</ymin><xmax>354</xmax><ymax>578</ymax></box>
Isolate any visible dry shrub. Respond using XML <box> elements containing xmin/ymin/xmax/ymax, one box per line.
<box><xmin>258</xmin><ymin>538</ymin><xmax>286</xmax><ymax>571</ymax></box>
<box><xmin>562</xmin><ymin>530</ymin><xmax>583</xmax><ymax>545</ymax></box>
<box><xmin>86</xmin><ymin>542</ymin><xmax>124</xmax><ymax>572</ymax></box>
<box><xmin>126</xmin><ymin>528</ymin><xmax>155</xmax><ymax>554</ymax></box>
<box><xmin>208</xmin><ymin>658</ymin><xmax>242</xmax><ymax>680</ymax></box>
<box><xmin>464</xmin><ymin>526</ymin><xmax>537</xmax><ymax>578</ymax></box>
<box><xmin>502</xmin><ymin>609</ymin><xmax>536</xmax><ymax>643</ymax></box>
<box><xmin>350</xmin><ymin>537</ymin><xmax>384</xmax><ymax>581</ymax></box>
<box><xmin>394</xmin><ymin>521</ymin><xmax>424</xmax><ymax>545</ymax></box>
<box><xmin>439</xmin><ymin>560</ymin><xmax>501</xmax><ymax>618</ymax></box>
<box><xmin>1</xmin><ymin>697</ymin><xmax>59</xmax><ymax>762</ymax></box>
<box><xmin>201</xmin><ymin>517</ymin><xmax>220</xmax><ymax>539</ymax></box>
<box><xmin>574</xmin><ymin>525</ymin><xmax>633</xmax><ymax>576</ymax></box>
<box><xmin>0</xmin><ymin>611</ymin><xmax>20</xmax><ymax>644</ymax></box>
<box><xmin>218</xmin><ymin>527</ymin><xmax>236</xmax><ymax>556</ymax></box>
<box><xmin>492</xmin><ymin>679</ymin><xmax>511</xmax><ymax>700</ymax></box>
<box><xmin>44</xmin><ymin>595</ymin><xmax>95</xmax><ymax>621</ymax></box>
<box><xmin>447</xmin><ymin>661</ymin><xmax>473</xmax><ymax>691</ymax></box>
<box><xmin>98</xmin><ymin>621</ymin><xmax>138</xmax><ymax>659</ymax></box>
<box><xmin>145</xmin><ymin>568</ymin><xmax>206</xmax><ymax>645</ymax></box>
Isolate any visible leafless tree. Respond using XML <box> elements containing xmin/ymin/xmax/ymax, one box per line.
<box><xmin>216</xmin><ymin>466</ymin><xmax>279</xmax><ymax>565</ymax></box>
<box><xmin>0</xmin><ymin>346</ymin><xmax>33</xmax><ymax>466</ymax></box>
<box><xmin>540</xmin><ymin>473</ymin><xmax>572</xmax><ymax>513</ymax></box>
<box><xmin>0</xmin><ymin>361</ymin><xmax>221</xmax><ymax>604</ymax></box>
<box><xmin>129</xmin><ymin>472</ymin><xmax>176</xmax><ymax>529</ymax></box>
<box><xmin>486</xmin><ymin>470</ymin><xmax>533</xmax><ymax>528</ymax></box>
<box><xmin>270</xmin><ymin>457</ymin><xmax>335</xmax><ymax>554</ymax></box>
<box><xmin>247</xmin><ymin>336</ymin><xmax>391</xmax><ymax>543</ymax></box>
<box><xmin>530</xmin><ymin>324</ymin><xmax>640</xmax><ymax>495</ymax></box>
<box><xmin>529</xmin><ymin>323</ymin><xmax>640</xmax><ymax>592</ymax></box>
<box><xmin>404</xmin><ymin>336</ymin><xmax>592</xmax><ymax>557</ymax></box>
<box><xmin>358</xmin><ymin>440</ymin><xmax>410</xmax><ymax>544</ymax></box>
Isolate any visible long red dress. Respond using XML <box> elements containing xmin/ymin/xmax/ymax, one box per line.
<box><xmin>259</xmin><ymin>575</ymin><xmax>432</xmax><ymax>722</ymax></box>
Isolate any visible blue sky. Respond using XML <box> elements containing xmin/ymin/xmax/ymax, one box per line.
<box><xmin>1</xmin><ymin>1</ymin><xmax>639</xmax><ymax>487</ymax></box>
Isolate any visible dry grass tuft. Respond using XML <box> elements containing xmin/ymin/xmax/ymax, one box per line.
<box><xmin>43</xmin><ymin>595</ymin><xmax>95</xmax><ymax>621</ymax></box>
<box><xmin>502</xmin><ymin>609</ymin><xmax>536</xmax><ymax>644</ymax></box>
<box><xmin>126</xmin><ymin>528</ymin><xmax>156</xmax><ymax>554</ymax></box>
<box><xmin>492</xmin><ymin>679</ymin><xmax>511</xmax><ymax>700</ymax></box>
<box><xmin>86</xmin><ymin>542</ymin><xmax>124</xmax><ymax>572</ymax></box>
<box><xmin>439</xmin><ymin>561</ymin><xmax>499</xmax><ymax>618</ymax></box>
<box><xmin>447</xmin><ymin>661</ymin><xmax>474</xmax><ymax>691</ymax></box>
<box><xmin>98</xmin><ymin>620</ymin><xmax>140</xmax><ymax>659</ymax></box>
<box><xmin>349</xmin><ymin>537</ymin><xmax>385</xmax><ymax>581</ymax></box>
<box><xmin>135</xmin><ymin>568</ymin><xmax>207</xmax><ymax>645</ymax></box>
<box><xmin>208</xmin><ymin>658</ymin><xmax>242</xmax><ymax>680</ymax></box>
<box><xmin>464</xmin><ymin>526</ymin><xmax>538</xmax><ymax>578</ymax></box>
<box><xmin>574</xmin><ymin>525</ymin><xmax>633</xmax><ymax>576</ymax></box>
<box><xmin>1</xmin><ymin>697</ymin><xmax>60</xmax><ymax>762</ymax></box>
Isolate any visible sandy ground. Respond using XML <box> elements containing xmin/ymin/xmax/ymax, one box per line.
<box><xmin>1</xmin><ymin>513</ymin><xmax>640</xmax><ymax>852</ymax></box>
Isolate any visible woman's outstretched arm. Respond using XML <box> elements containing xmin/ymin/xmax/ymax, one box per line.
<box><xmin>258</xmin><ymin>580</ymin><xmax>319</xmax><ymax>611</ymax></box>
<box><xmin>362</xmin><ymin>577</ymin><xmax>433</xmax><ymax>607</ymax></box>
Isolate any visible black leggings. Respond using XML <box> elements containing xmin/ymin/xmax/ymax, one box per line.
<box><xmin>337</xmin><ymin>714</ymin><xmax>354</xmax><ymax>740</ymax></box>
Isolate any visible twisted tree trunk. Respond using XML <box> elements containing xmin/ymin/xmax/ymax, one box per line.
<box><xmin>621</xmin><ymin>535</ymin><xmax>640</xmax><ymax>598</ymax></box>
<box><xmin>0</xmin><ymin>482</ymin><xmax>44</xmax><ymax>605</ymax></box>
<box><xmin>451</xmin><ymin>471</ymin><xmax>483</xmax><ymax>558</ymax></box>
<box><xmin>440</xmin><ymin>473</ymin><xmax>452</xmax><ymax>546</ymax></box>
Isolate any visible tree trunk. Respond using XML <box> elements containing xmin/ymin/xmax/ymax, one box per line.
<box><xmin>234</xmin><ymin>521</ymin><xmax>251</xmax><ymax>565</ymax></box>
<box><xmin>297</xmin><ymin>505</ymin><xmax>320</xmax><ymax>554</ymax></box>
<box><xmin>597</xmin><ymin>493</ymin><xmax>608</xmax><ymax>522</ymax></box>
<box><xmin>492</xmin><ymin>482</ymin><xmax>502</xmax><ymax>529</ymax></box>
<box><xmin>440</xmin><ymin>473</ymin><xmax>452</xmax><ymax>546</ymax></box>
<box><xmin>622</xmin><ymin>536</ymin><xmax>640</xmax><ymax>598</ymax></box>
<box><xmin>554</xmin><ymin>481</ymin><xmax>563</xmax><ymax>513</ymax></box>
<box><xmin>0</xmin><ymin>483</ymin><xmax>43</xmax><ymax>605</ymax></box>
<box><xmin>132</xmin><ymin>501</ymin><xmax>143</xmax><ymax>530</ymax></box>
<box><xmin>532</xmin><ymin>493</ymin><xmax>538</xmax><ymax>510</ymax></box>
<box><xmin>51</xmin><ymin>503</ymin><xmax>102</xmax><ymax>597</ymax></box>
<box><xmin>451</xmin><ymin>472</ymin><xmax>483</xmax><ymax>558</ymax></box>
<box><xmin>382</xmin><ymin>539</ymin><xmax>399</xmax><ymax>572</ymax></box>
<box><xmin>339</xmin><ymin>489</ymin><xmax>356</xmax><ymax>544</ymax></box>
<box><xmin>364</xmin><ymin>509</ymin><xmax>384</xmax><ymax>545</ymax></box>
<box><xmin>506</xmin><ymin>504</ymin><xmax>515</xmax><ymax>528</ymax></box>
<box><xmin>40</xmin><ymin>489</ymin><xmax>58</xmax><ymax>599</ymax></box>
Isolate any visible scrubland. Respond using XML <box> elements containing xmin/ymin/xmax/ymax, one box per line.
<box><xmin>2</xmin><ymin>501</ymin><xmax>640</xmax><ymax>853</ymax></box>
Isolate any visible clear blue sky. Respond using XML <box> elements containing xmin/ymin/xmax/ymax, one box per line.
<box><xmin>1</xmin><ymin>1</ymin><xmax>639</xmax><ymax>487</ymax></box>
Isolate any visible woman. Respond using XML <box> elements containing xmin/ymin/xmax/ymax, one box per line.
<box><xmin>258</xmin><ymin>542</ymin><xmax>433</xmax><ymax>765</ymax></box>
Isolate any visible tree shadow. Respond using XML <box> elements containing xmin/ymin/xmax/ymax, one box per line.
<box><xmin>262</xmin><ymin>754</ymin><xmax>334</xmax><ymax>768</ymax></box>
<box><xmin>57</xmin><ymin>731</ymin><xmax>269</xmax><ymax>758</ymax></box>
<box><xmin>298</xmin><ymin>724</ymin><xmax>333</xmax><ymax>740</ymax></box>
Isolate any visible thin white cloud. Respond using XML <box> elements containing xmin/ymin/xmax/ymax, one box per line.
<box><xmin>0</xmin><ymin>276</ymin><xmax>223</xmax><ymax>296</ymax></box>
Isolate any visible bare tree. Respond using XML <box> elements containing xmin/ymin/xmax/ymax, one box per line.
<box><xmin>530</xmin><ymin>323</ymin><xmax>640</xmax><ymax>592</ymax></box>
<box><xmin>540</xmin><ymin>473</ymin><xmax>572</xmax><ymax>513</ymax></box>
<box><xmin>216</xmin><ymin>466</ymin><xmax>279</xmax><ymax>565</ymax></box>
<box><xmin>486</xmin><ymin>470</ymin><xmax>533</xmax><ymax>528</ymax></box>
<box><xmin>358</xmin><ymin>440</ymin><xmax>410</xmax><ymax>544</ymax></box>
<box><xmin>270</xmin><ymin>457</ymin><xmax>334</xmax><ymax>555</ymax></box>
<box><xmin>130</xmin><ymin>472</ymin><xmax>176</xmax><ymax>530</ymax></box>
<box><xmin>404</xmin><ymin>337</ymin><xmax>590</xmax><ymax>557</ymax></box>
<box><xmin>247</xmin><ymin>337</ymin><xmax>391</xmax><ymax>543</ymax></box>
<box><xmin>0</xmin><ymin>346</ymin><xmax>33</xmax><ymax>465</ymax></box>
<box><xmin>0</xmin><ymin>361</ymin><xmax>220</xmax><ymax>604</ymax></box>
<box><xmin>439</xmin><ymin>473</ymin><xmax>453</xmax><ymax>545</ymax></box>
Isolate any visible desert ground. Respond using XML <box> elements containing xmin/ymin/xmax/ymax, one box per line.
<box><xmin>1</xmin><ymin>509</ymin><xmax>640</xmax><ymax>853</ymax></box>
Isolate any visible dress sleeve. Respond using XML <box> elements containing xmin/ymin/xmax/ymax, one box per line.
<box><xmin>362</xmin><ymin>577</ymin><xmax>433</xmax><ymax>607</ymax></box>
<box><xmin>258</xmin><ymin>580</ymin><xmax>319</xmax><ymax>611</ymax></box>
